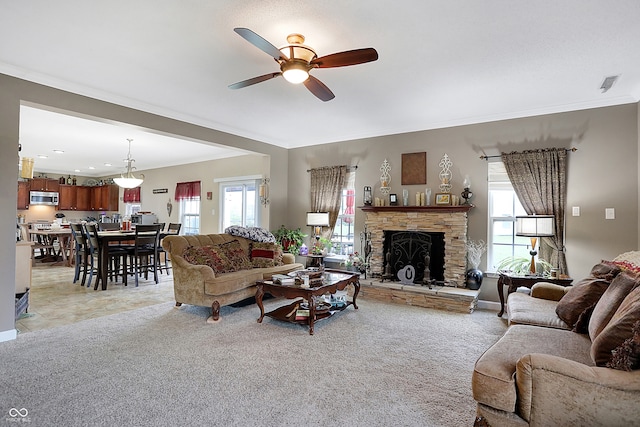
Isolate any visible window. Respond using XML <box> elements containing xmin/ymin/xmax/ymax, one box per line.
<box><xmin>220</xmin><ymin>180</ymin><xmax>259</xmax><ymax>230</ymax></box>
<box><xmin>175</xmin><ymin>181</ymin><xmax>201</xmax><ymax>235</ymax></box>
<box><xmin>487</xmin><ymin>162</ymin><xmax>528</xmax><ymax>272</ymax></box>
<box><xmin>330</xmin><ymin>172</ymin><xmax>356</xmax><ymax>256</ymax></box>
<box><xmin>180</xmin><ymin>198</ymin><xmax>200</xmax><ymax>235</ymax></box>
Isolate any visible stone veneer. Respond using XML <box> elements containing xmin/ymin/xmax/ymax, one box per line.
<box><xmin>361</xmin><ymin>205</ymin><xmax>472</xmax><ymax>287</ymax></box>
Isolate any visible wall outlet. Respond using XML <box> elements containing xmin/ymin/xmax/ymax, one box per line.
<box><xmin>605</xmin><ymin>208</ymin><xmax>615</xmax><ymax>220</ymax></box>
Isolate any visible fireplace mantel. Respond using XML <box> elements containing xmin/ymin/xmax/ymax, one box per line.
<box><xmin>359</xmin><ymin>205</ymin><xmax>473</xmax><ymax>214</ymax></box>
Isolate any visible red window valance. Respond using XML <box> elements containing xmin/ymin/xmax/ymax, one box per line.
<box><xmin>123</xmin><ymin>187</ymin><xmax>141</xmax><ymax>203</ymax></box>
<box><xmin>175</xmin><ymin>181</ymin><xmax>201</xmax><ymax>201</ymax></box>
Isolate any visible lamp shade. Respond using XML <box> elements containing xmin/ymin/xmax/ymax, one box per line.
<box><xmin>306</xmin><ymin>212</ymin><xmax>330</xmax><ymax>227</ymax></box>
<box><xmin>515</xmin><ymin>215</ymin><xmax>555</xmax><ymax>237</ymax></box>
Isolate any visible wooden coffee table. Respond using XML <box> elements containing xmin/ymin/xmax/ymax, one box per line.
<box><xmin>256</xmin><ymin>269</ymin><xmax>360</xmax><ymax>335</ymax></box>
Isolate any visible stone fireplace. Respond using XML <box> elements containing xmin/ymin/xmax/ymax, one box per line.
<box><xmin>361</xmin><ymin>205</ymin><xmax>472</xmax><ymax>287</ymax></box>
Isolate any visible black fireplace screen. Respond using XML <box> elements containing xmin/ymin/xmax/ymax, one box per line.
<box><xmin>382</xmin><ymin>231</ymin><xmax>445</xmax><ymax>282</ymax></box>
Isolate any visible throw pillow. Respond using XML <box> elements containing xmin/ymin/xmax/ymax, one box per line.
<box><xmin>199</xmin><ymin>245</ymin><xmax>234</xmax><ymax>274</ymax></box>
<box><xmin>612</xmin><ymin>251</ymin><xmax>640</xmax><ymax>274</ymax></box>
<box><xmin>218</xmin><ymin>239</ymin><xmax>252</xmax><ymax>271</ymax></box>
<box><xmin>589</xmin><ymin>271</ymin><xmax>640</xmax><ymax>340</ymax></box>
<box><xmin>251</xmin><ymin>242</ymin><xmax>277</xmax><ymax>268</ymax></box>
<box><xmin>606</xmin><ymin>320</ymin><xmax>640</xmax><ymax>371</ymax></box>
<box><xmin>590</xmin><ymin>261</ymin><xmax>622</xmax><ymax>281</ymax></box>
<box><xmin>274</xmin><ymin>244</ymin><xmax>284</xmax><ymax>266</ymax></box>
<box><xmin>591</xmin><ymin>286</ymin><xmax>640</xmax><ymax>367</ymax></box>
<box><xmin>555</xmin><ymin>277</ymin><xmax>610</xmax><ymax>328</ymax></box>
<box><xmin>182</xmin><ymin>245</ymin><xmax>233</xmax><ymax>274</ymax></box>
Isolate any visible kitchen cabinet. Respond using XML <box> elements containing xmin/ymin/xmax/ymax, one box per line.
<box><xmin>17</xmin><ymin>181</ymin><xmax>30</xmax><ymax>209</ymax></box>
<box><xmin>30</xmin><ymin>177</ymin><xmax>60</xmax><ymax>192</ymax></box>
<box><xmin>91</xmin><ymin>185</ymin><xmax>119</xmax><ymax>211</ymax></box>
<box><xmin>58</xmin><ymin>185</ymin><xmax>76</xmax><ymax>210</ymax></box>
<box><xmin>58</xmin><ymin>185</ymin><xmax>93</xmax><ymax>211</ymax></box>
<box><xmin>76</xmin><ymin>186</ymin><xmax>92</xmax><ymax>211</ymax></box>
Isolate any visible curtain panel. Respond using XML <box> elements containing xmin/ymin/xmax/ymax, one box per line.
<box><xmin>501</xmin><ymin>148</ymin><xmax>568</xmax><ymax>273</ymax></box>
<box><xmin>123</xmin><ymin>187</ymin><xmax>140</xmax><ymax>203</ymax></box>
<box><xmin>310</xmin><ymin>165</ymin><xmax>347</xmax><ymax>238</ymax></box>
<box><xmin>174</xmin><ymin>181</ymin><xmax>201</xmax><ymax>201</ymax></box>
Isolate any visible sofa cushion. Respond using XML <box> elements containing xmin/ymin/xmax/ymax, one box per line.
<box><xmin>182</xmin><ymin>245</ymin><xmax>233</xmax><ymax>274</ymax></box>
<box><xmin>250</xmin><ymin>242</ymin><xmax>277</xmax><ymax>268</ymax></box>
<box><xmin>204</xmin><ymin>269</ymin><xmax>264</xmax><ymax>296</ymax></box>
<box><xmin>555</xmin><ymin>277</ymin><xmax>610</xmax><ymax>328</ymax></box>
<box><xmin>589</xmin><ymin>271</ymin><xmax>640</xmax><ymax>340</ymax></box>
<box><xmin>218</xmin><ymin>239</ymin><xmax>252</xmax><ymax>271</ymax></box>
<box><xmin>507</xmin><ymin>292</ymin><xmax>570</xmax><ymax>330</ymax></box>
<box><xmin>592</xmin><ymin>286</ymin><xmax>640</xmax><ymax>367</ymax></box>
<box><xmin>472</xmin><ymin>325</ymin><xmax>593</xmax><ymax>413</ymax></box>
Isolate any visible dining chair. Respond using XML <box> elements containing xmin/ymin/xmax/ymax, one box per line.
<box><xmin>84</xmin><ymin>223</ymin><xmax>129</xmax><ymax>289</ymax></box>
<box><xmin>127</xmin><ymin>224</ymin><xmax>162</xmax><ymax>286</ymax></box>
<box><xmin>69</xmin><ymin>223</ymin><xmax>88</xmax><ymax>285</ymax></box>
<box><xmin>158</xmin><ymin>223</ymin><xmax>181</xmax><ymax>274</ymax></box>
<box><xmin>19</xmin><ymin>224</ymin><xmax>56</xmax><ymax>266</ymax></box>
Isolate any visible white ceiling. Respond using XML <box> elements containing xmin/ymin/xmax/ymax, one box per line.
<box><xmin>2</xmin><ymin>1</ymin><xmax>640</xmax><ymax>177</ymax></box>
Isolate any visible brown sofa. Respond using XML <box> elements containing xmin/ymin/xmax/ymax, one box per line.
<box><xmin>162</xmin><ymin>233</ymin><xmax>304</xmax><ymax>322</ymax></box>
<box><xmin>472</xmin><ymin>261</ymin><xmax>640</xmax><ymax>426</ymax></box>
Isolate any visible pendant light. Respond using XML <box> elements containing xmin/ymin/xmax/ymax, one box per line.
<box><xmin>113</xmin><ymin>138</ymin><xmax>144</xmax><ymax>189</ymax></box>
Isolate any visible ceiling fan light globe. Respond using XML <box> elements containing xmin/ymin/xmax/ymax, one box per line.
<box><xmin>283</xmin><ymin>68</ymin><xmax>309</xmax><ymax>84</ymax></box>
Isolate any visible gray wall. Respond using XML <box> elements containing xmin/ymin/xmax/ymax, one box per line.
<box><xmin>288</xmin><ymin>103</ymin><xmax>639</xmax><ymax>303</ymax></box>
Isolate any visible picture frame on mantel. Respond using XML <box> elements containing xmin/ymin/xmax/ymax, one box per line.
<box><xmin>435</xmin><ymin>193</ymin><xmax>452</xmax><ymax>205</ymax></box>
<box><xmin>401</xmin><ymin>152</ymin><xmax>427</xmax><ymax>185</ymax></box>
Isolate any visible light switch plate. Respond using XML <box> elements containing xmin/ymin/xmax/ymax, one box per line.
<box><xmin>605</xmin><ymin>208</ymin><xmax>615</xmax><ymax>220</ymax></box>
<box><xmin>572</xmin><ymin>206</ymin><xmax>580</xmax><ymax>216</ymax></box>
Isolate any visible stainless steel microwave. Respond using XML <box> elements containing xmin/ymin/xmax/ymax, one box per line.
<box><xmin>29</xmin><ymin>191</ymin><xmax>59</xmax><ymax>206</ymax></box>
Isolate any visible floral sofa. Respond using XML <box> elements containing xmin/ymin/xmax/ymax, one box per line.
<box><xmin>162</xmin><ymin>228</ymin><xmax>303</xmax><ymax>322</ymax></box>
<box><xmin>472</xmin><ymin>254</ymin><xmax>640</xmax><ymax>426</ymax></box>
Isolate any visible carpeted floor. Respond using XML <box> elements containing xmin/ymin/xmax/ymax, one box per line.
<box><xmin>0</xmin><ymin>299</ymin><xmax>507</xmax><ymax>426</ymax></box>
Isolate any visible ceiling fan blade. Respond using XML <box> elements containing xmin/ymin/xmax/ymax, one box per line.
<box><xmin>234</xmin><ymin>27</ymin><xmax>287</xmax><ymax>61</ymax></box>
<box><xmin>303</xmin><ymin>75</ymin><xmax>335</xmax><ymax>102</ymax></box>
<box><xmin>228</xmin><ymin>72</ymin><xmax>281</xmax><ymax>89</ymax></box>
<box><xmin>311</xmin><ymin>48</ymin><xmax>378</xmax><ymax>68</ymax></box>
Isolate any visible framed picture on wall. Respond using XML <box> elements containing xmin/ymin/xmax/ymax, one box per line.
<box><xmin>401</xmin><ymin>152</ymin><xmax>427</xmax><ymax>185</ymax></box>
<box><xmin>435</xmin><ymin>193</ymin><xmax>452</xmax><ymax>205</ymax></box>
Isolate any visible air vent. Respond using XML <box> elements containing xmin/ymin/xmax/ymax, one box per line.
<box><xmin>600</xmin><ymin>75</ymin><xmax>619</xmax><ymax>93</ymax></box>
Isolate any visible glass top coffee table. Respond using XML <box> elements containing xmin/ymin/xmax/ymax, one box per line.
<box><xmin>256</xmin><ymin>269</ymin><xmax>360</xmax><ymax>335</ymax></box>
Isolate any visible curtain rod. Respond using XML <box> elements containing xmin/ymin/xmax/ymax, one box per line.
<box><xmin>479</xmin><ymin>147</ymin><xmax>577</xmax><ymax>160</ymax></box>
<box><xmin>306</xmin><ymin>165</ymin><xmax>358</xmax><ymax>172</ymax></box>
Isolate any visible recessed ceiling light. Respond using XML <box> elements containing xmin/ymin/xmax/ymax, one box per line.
<box><xmin>52</xmin><ymin>149</ymin><xmax>64</xmax><ymax>154</ymax></box>
<box><xmin>88</xmin><ymin>166</ymin><xmax>95</xmax><ymax>170</ymax></box>
<box><xmin>37</xmin><ymin>154</ymin><xmax>48</xmax><ymax>159</ymax></box>
<box><xmin>74</xmin><ymin>169</ymin><xmax>80</xmax><ymax>173</ymax></box>
<box><xmin>104</xmin><ymin>163</ymin><xmax>112</xmax><ymax>167</ymax></box>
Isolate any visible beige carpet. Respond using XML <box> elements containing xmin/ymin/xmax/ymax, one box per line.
<box><xmin>0</xmin><ymin>298</ymin><xmax>506</xmax><ymax>426</ymax></box>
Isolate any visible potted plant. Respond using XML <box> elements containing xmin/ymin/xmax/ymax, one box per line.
<box><xmin>496</xmin><ymin>256</ymin><xmax>553</xmax><ymax>276</ymax></box>
<box><xmin>272</xmin><ymin>225</ymin><xmax>307</xmax><ymax>255</ymax></box>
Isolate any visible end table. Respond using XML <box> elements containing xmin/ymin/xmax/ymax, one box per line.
<box><xmin>497</xmin><ymin>273</ymin><xmax>573</xmax><ymax>317</ymax></box>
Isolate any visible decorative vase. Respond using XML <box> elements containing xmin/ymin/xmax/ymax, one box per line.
<box><xmin>466</xmin><ymin>268</ymin><xmax>483</xmax><ymax>290</ymax></box>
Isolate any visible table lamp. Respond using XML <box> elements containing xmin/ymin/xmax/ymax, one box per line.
<box><xmin>515</xmin><ymin>215</ymin><xmax>555</xmax><ymax>275</ymax></box>
<box><xmin>306</xmin><ymin>212</ymin><xmax>330</xmax><ymax>246</ymax></box>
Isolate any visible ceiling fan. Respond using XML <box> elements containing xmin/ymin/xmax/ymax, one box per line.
<box><xmin>228</xmin><ymin>27</ymin><xmax>378</xmax><ymax>101</ymax></box>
